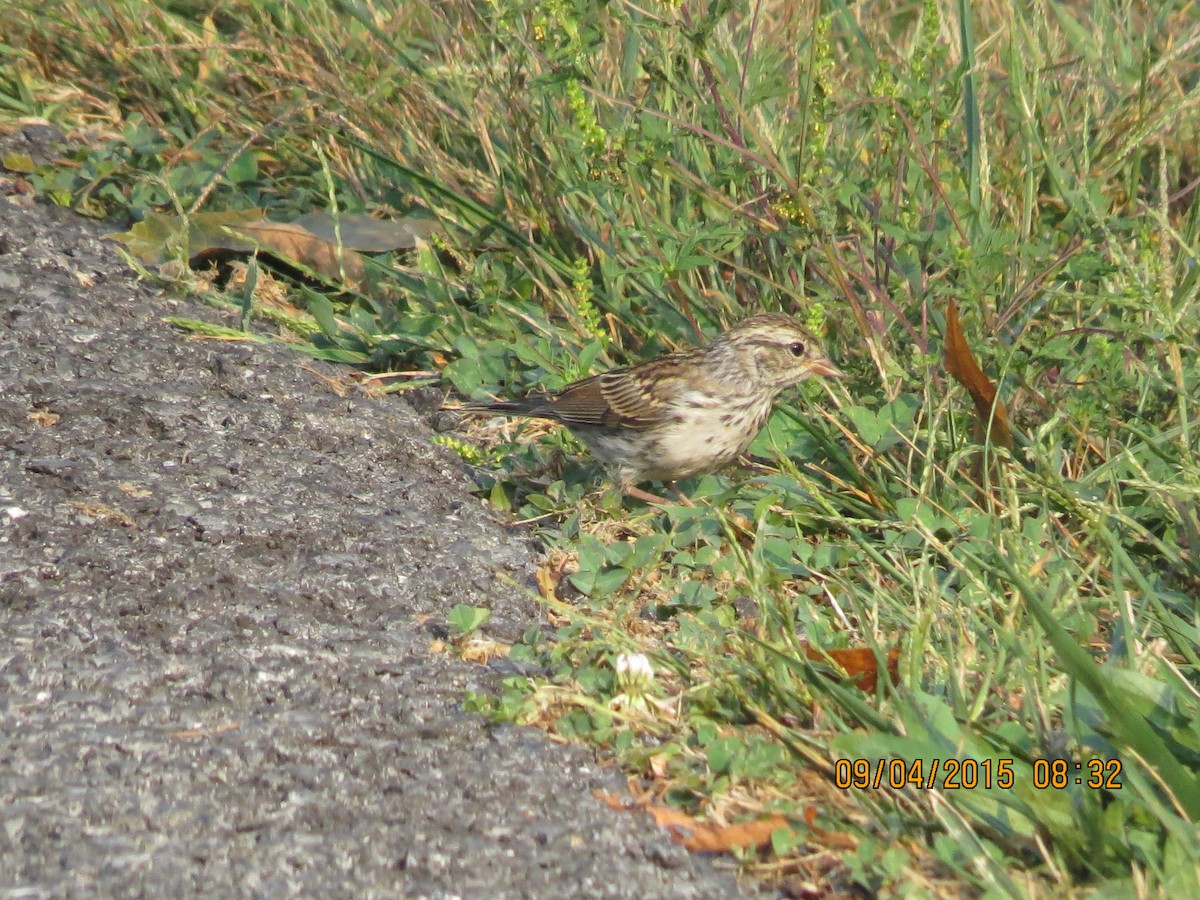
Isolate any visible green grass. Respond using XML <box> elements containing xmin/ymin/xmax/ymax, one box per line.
<box><xmin>5</xmin><ymin>0</ymin><xmax>1200</xmax><ymax>893</ymax></box>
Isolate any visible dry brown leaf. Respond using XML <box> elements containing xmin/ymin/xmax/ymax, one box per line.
<box><xmin>593</xmin><ymin>791</ymin><xmax>790</xmax><ymax>853</ymax></box>
<box><xmin>233</xmin><ymin>220</ymin><xmax>367</xmax><ymax>289</ymax></box>
<box><xmin>290</xmin><ymin>211</ymin><xmax>439</xmax><ymax>252</ymax></box>
<box><xmin>942</xmin><ymin>298</ymin><xmax>1013</xmax><ymax>450</ymax></box>
<box><xmin>646</xmin><ymin>751</ymin><xmax>672</xmax><ymax>779</ymax></box>
<box><xmin>535</xmin><ymin>563</ymin><xmax>559</xmax><ymax>602</ymax></box>
<box><xmin>27</xmin><ymin>410</ymin><xmax>60</xmax><ymax>427</ymax></box>
<box><xmin>804</xmin><ymin>644</ymin><xmax>900</xmax><ymax>693</ymax></box>
<box><xmin>594</xmin><ymin>790</ymin><xmax>630</xmax><ymax>812</ymax></box>
<box><xmin>801</xmin><ymin>806</ymin><xmax>858</xmax><ymax>851</ymax></box>
<box><xmin>672</xmin><ymin>814</ymin><xmax>790</xmax><ymax>853</ymax></box>
<box><xmin>70</xmin><ymin>501</ymin><xmax>136</xmax><ymax>529</ymax></box>
<box><xmin>110</xmin><ymin>209</ymin><xmax>266</xmax><ymax>264</ymax></box>
<box><xmin>299</xmin><ymin>361</ymin><xmax>353</xmax><ymax>398</ymax></box>
<box><xmin>458</xmin><ymin>637</ymin><xmax>511</xmax><ymax>664</ymax></box>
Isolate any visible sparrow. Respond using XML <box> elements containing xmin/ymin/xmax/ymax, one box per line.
<box><xmin>461</xmin><ymin>313</ymin><xmax>843</xmax><ymax>500</ymax></box>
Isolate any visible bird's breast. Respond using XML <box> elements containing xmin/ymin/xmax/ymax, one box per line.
<box><xmin>643</xmin><ymin>394</ymin><xmax>774</xmax><ymax>481</ymax></box>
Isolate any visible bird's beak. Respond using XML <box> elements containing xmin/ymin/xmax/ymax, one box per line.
<box><xmin>806</xmin><ymin>358</ymin><xmax>845</xmax><ymax>379</ymax></box>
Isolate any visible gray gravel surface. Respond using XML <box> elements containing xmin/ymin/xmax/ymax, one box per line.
<box><xmin>0</xmin><ymin>133</ymin><xmax>747</xmax><ymax>898</ymax></box>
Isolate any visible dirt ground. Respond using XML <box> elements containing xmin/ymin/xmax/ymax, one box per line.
<box><xmin>0</xmin><ymin>125</ymin><xmax>748</xmax><ymax>898</ymax></box>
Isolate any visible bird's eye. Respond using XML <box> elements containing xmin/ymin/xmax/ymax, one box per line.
<box><xmin>788</xmin><ymin>341</ymin><xmax>806</xmax><ymax>357</ymax></box>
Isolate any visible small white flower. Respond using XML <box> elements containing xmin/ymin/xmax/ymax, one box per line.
<box><xmin>615</xmin><ymin>652</ymin><xmax>654</xmax><ymax>685</ymax></box>
<box><xmin>610</xmin><ymin>653</ymin><xmax>658</xmax><ymax>716</ymax></box>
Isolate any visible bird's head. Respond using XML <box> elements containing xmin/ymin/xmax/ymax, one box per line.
<box><xmin>711</xmin><ymin>313</ymin><xmax>844</xmax><ymax>392</ymax></box>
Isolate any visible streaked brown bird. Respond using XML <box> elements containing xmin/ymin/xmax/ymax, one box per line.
<box><xmin>461</xmin><ymin>313</ymin><xmax>843</xmax><ymax>501</ymax></box>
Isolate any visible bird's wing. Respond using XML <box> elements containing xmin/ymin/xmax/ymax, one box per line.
<box><xmin>470</xmin><ymin>350</ymin><xmax>701</xmax><ymax>430</ymax></box>
<box><xmin>535</xmin><ymin>353</ymin><xmax>692</xmax><ymax>430</ymax></box>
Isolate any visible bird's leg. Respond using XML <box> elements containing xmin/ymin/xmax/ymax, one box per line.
<box><xmin>618</xmin><ymin>483</ymin><xmax>695</xmax><ymax>507</ymax></box>
<box><xmin>668</xmin><ymin>483</ymin><xmax>695</xmax><ymax>507</ymax></box>
<box><xmin>623</xmin><ymin>484</ymin><xmax>672</xmax><ymax>505</ymax></box>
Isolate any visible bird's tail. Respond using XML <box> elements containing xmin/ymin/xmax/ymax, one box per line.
<box><xmin>450</xmin><ymin>398</ymin><xmax>546</xmax><ymax>417</ymax></box>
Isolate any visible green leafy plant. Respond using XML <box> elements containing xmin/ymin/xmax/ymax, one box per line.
<box><xmin>447</xmin><ymin>604</ymin><xmax>492</xmax><ymax>638</ymax></box>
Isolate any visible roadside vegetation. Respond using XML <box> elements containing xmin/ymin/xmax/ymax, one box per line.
<box><xmin>4</xmin><ymin>0</ymin><xmax>1199</xmax><ymax>893</ymax></box>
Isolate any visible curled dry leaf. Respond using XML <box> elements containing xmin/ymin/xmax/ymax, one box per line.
<box><xmin>232</xmin><ymin>220</ymin><xmax>366</xmax><ymax>290</ymax></box>
<box><xmin>804</xmin><ymin>644</ymin><xmax>900</xmax><ymax>693</ymax></box>
<box><xmin>942</xmin><ymin>298</ymin><xmax>1013</xmax><ymax>451</ymax></box>
<box><xmin>593</xmin><ymin>791</ymin><xmax>791</xmax><ymax>853</ymax></box>
<box><xmin>535</xmin><ymin>563</ymin><xmax>560</xmax><ymax>601</ymax></box>
<box><xmin>801</xmin><ymin>805</ymin><xmax>858</xmax><ymax>851</ymax></box>
<box><xmin>109</xmin><ymin>210</ymin><xmax>386</xmax><ymax>290</ymax></box>
<box><xmin>290</xmin><ymin>211</ymin><xmax>439</xmax><ymax>252</ymax></box>
<box><xmin>27</xmin><ymin>410</ymin><xmax>60</xmax><ymax>427</ymax></box>
<box><xmin>69</xmin><ymin>501</ymin><xmax>137</xmax><ymax>529</ymax></box>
